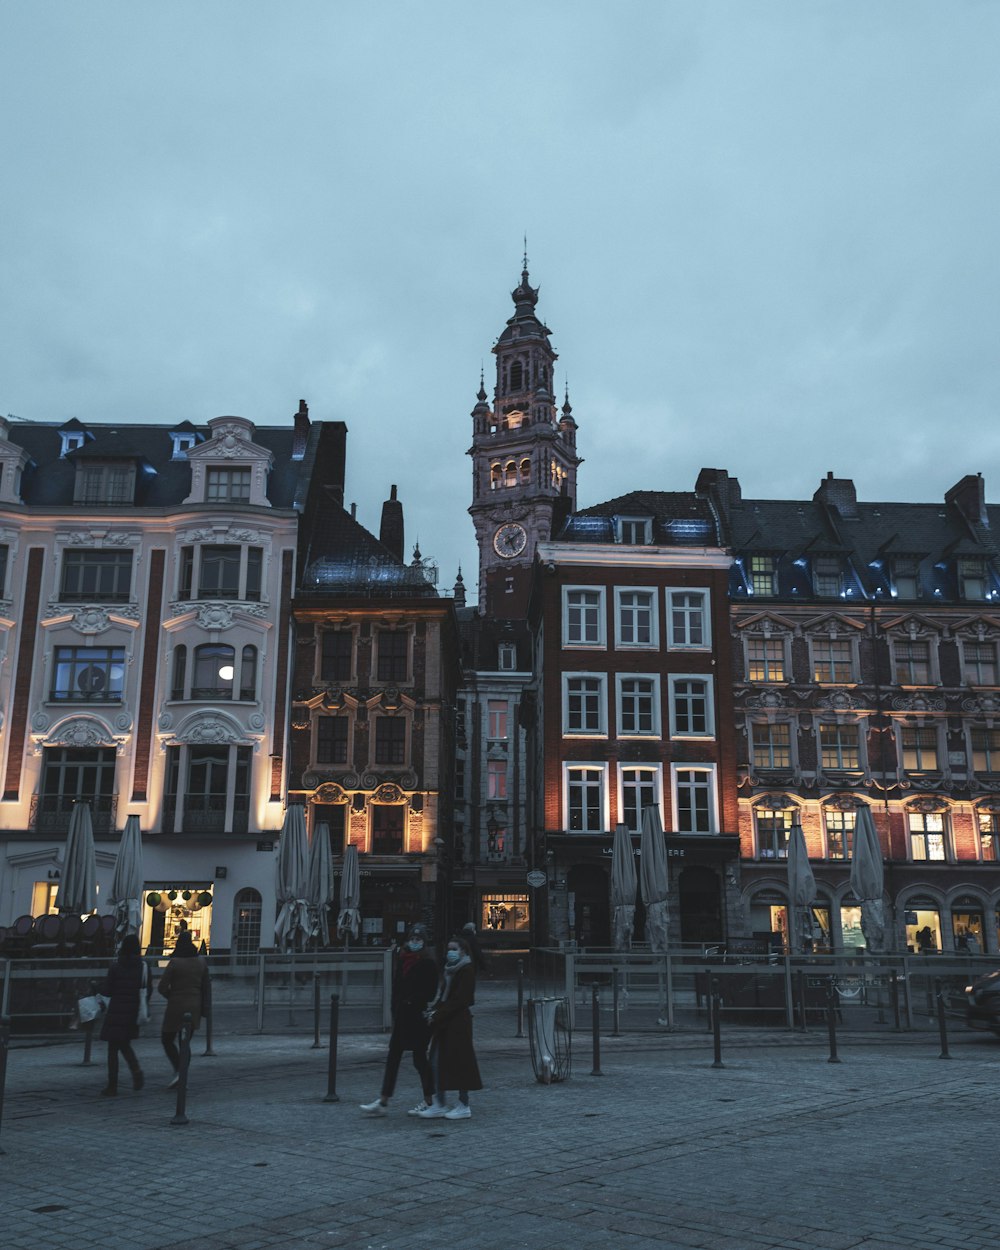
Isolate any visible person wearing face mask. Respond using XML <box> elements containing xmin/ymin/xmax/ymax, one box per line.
<box><xmin>360</xmin><ymin>923</ymin><xmax>438</xmax><ymax>1117</ymax></box>
<box><xmin>418</xmin><ymin>934</ymin><xmax>483</xmax><ymax>1120</ymax></box>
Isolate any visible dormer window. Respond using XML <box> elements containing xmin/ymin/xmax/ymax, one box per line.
<box><xmin>617</xmin><ymin>518</ymin><xmax>651</xmax><ymax>545</ymax></box>
<box><xmin>959</xmin><ymin>558</ymin><xmax>988</xmax><ymax>600</ymax></box>
<box><xmin>206</xmin><ymin>467</ymin><xmax>251</xmax><ymax>503</ymax></box>
<box><xmin>171</xmin><ymin>433</ymin><xmax>197</xmax><ymax>459</ymax></box>
<box><xmin>73</xmin><ymin>461</ymin><xmax>136</xmax><ymax>506</ymax></box>
<box><xmin>498</xmin><ymin>642</ymin><xmax>516</xmax><ymax>671</ymax></box>
<box><xmin>813</xmin><ymin>556</ymin><xmax>843</xmax><ymax>597</ymax></box>
<box><xmin>62</xmin><ymin>432</ymin><xmax>86</xmax><ymax>456</ymax></box>
<box><xmin>892</xmin><ymin>557</ymin><xmax>920</xmax><ymax>599</ymax></box>
<box><xmin>749</xmin><ymin>555</ymin><xmax>777</xmax><ymax>596</ymax></box>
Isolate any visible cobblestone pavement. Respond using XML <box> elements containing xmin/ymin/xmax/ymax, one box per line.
<box><xmin>2</xmin><ymin>989</ymin><xmax>998</xmax><ymax>1250</ymax></box>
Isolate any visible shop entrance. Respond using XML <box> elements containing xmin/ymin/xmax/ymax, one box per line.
<box><xmin>232</xmin><ymin>887</ymin><xmax>262</xmax><ymax>962</ymax></box>
<box><xmin>567</xmin><ymin>864</ymin><xmax>609</xmax><ymax>948</ymax></box>
<box><xmin>678</xmin><ymin>866</ymin><xmax>723</xmax><ymax>945</ymax></box>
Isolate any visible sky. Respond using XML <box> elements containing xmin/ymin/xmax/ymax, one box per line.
<box><xmin>3</xmin><ymin>2</ymin><xmax>999</xmax><ymax>603</ymax></box>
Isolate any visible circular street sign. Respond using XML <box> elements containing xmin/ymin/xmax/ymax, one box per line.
<box><xmin>526</xmin><ymin>870</ymin><xmax>547</xmax><ymax>888</ymax></box>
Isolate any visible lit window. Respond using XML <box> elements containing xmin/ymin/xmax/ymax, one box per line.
<box><xmin>892</xmin><ymin>558</ymin><xmax>920</xmax><ymax>599</ymax></box>
<box><xmin>752</xmin><ymin>722</ymin><xmax>791</xmax><ymax>769</ymax></box>
<box><xmin>673</xmin><ymin>766</ymin><xmax>717</xmax><ymax>834</ymax></box>
<box><xmin>747</xmin><ymin>637</ymin><xmax>784</xmax><ymax>682</ymax></box>
<box><xmin>565</xmin><ymin>765</ymin><xmax>606</xmax><ymax>833</ymax></box>
<box><xmin>824</xmin><ymin>809</ymin><xmax>856</xmax><ymax>860</ymax></box>
<box><xmin>487</xmin><ymin>700</ymin><xmax>508</xmax><ymax>740</ymax></box>
<box><xmin>504</xmin><ymin>461</ymin><xmax>517</xmax><ymax>487</ymax></box>
<box><xmin>615</xmin><ymin>588</ymin><xmax>657</xmax><ymax>648</ymax></box>
<box><xmin>487</xmin><ymin>758</ymin><xmax>507</xmax><ymax>800</ymax></box>
<box><xmin>902</xmin><ymin>727</ymin><xmax>938</xmax><ymax>771</ymax></box>
<box><xmin>812</xmin><ymin>638</ymin><xmax>854</xmax><ymax>683</ymax></box>
<box><xmin>481</xmin><ymin>893</ymin><xmax>530</xmax><ymax>932</ymax></box>
<box><xmin>617</xmin><ymin>675</ymin><xmax>659</xmax><ymax>736</ymax></box>
<box><xmin>490</xmin><ymin>463</ymin><xmax>501</xmax><ymax>491</ymax></box>
<box><xmin>667</xmin><ymin>589</ymin><xmax>710</xmax><ymax>650</ymax></box>
<box><xmin>206</xmin><ymin>467</ymin><xmax>252</xmax><ymax>503</ymax></box>
<box><xmin>749</xmin><ymin>555</ymin><xmax>777</xmax><ymax>596</ymax></box>
<box><xmin>670</xmin><ymin>676</ymin><xmax>714</xmax><ymax>737</ymax></box>
<box><xmin>820</xmin><ymin>722</ymin><xmax>860</xmax><ymax>770</ymax></box>
<box><xmin>963</xmin><ymin>642</ymin><xmax>998</xmax><ymax>686</ymax></box>
<box><xmin>909</xmin><ymin>810</ymin><xmax>946</xmax><ymax>861</ymax></box>
<box><xmin>51</xmin><ymin>646</ymin><xmax>126</xmax><ymax>703</ymax></box>
<box><xmin>894</xmin><ymin>639</ymin><xmax>932</xmax><ymax>684</ymax></box>
<box><xmin>563</xmin><ymin>587</ymin><xmax>605</xmax><ymax>648</ymax></box>
<box><xmin>620</xmin><ymin>766</ymin><xmax>660</xmax><ymax>834</ymax></box>
<box><xmin>977</xmin><ymin>810</ymin><xmax>999</xmax><ymax>862</ymax></box>
<box><xmin>755</xmin><ymin>806</ymin><xmax>794</xmax><ymax>859</ymax></box>
<box><xmin>972</xmin><ymin>728</ymin><xmax>1000</xmax><ymax>773</ymax></box>
<box><xmin>563</xmin><ymin>674</ymin><xmax>606</xmax><ymax>736</ymax></box>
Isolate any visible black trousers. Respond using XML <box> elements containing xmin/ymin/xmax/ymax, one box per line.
<box><xmin>380</xmin><ymin>1032</ymin><xmax>433</xmax><ymax>1101</ymax></box>
<box><xmin>106</xmin><ymin>1040</ymin><xmax>139</xmax><ymax>1087</ymax></box>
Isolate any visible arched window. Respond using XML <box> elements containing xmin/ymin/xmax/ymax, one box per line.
<box><xmin>519</xmin><ymin>458</ymin><xmax>531</xmax><ymax>484</ymax></box>
<box><xmin>232</xmin><ymin>887</ymin><xmax>262</xmax><ymax>963</ymax></box>
<box><xmin>490</xmin><ymin>463</ymin><xmax>501</xmax><ymax>491</ymax></box>
<box><xmin>171</xmin><ymin>645</ymin><xmax>187</xmax><ymax>700</ymax></box>
<box><xmin>240</xmin><ymin>645</ymin><xmax>257</xmax><ymax>701</ymax></box>
<box><xmin>192</xmin><ymin>643</ymin><xmax>235</xmax><ymax>700</ymax></box>
<box><xmin>504</xmin><ymin>461</ymin><xmax>517</xmax><ymax>488</ymax></box>
<box><xmin>510</xmin><ymin>361</ymin><xmax>523</xmax><ymax>391</ymax></box>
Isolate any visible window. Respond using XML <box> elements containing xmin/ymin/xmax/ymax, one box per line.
<box><xmin>909</xmin><ymin>810</ymin><xmax>947</xmax><ymax>861</ymax></box>
<box><xmin>670</xmin><ymin>676</ymin><xmax>714</xmax><ymax>737</ymax></box>
<box><xmin>38</xmin><ymin>747</ymin><xmax>117</xmax><ymax>833</ymax></box>
<box><xmin>812</xmin><ymin>556</ymin><xmax>843</xmax><ymax>597</ymax></box>
<box><xmin>563</xmin><ymin>588</ymin><xmax>605</xmax><ymax>648</ymax></box>
<box><xmin>61</xmin><ymin>549</ymin><xmax>133</xmax><ymax>603</ymax></box>
<box><xmin>51</xmin><ymin>646</ymin><xmax>126</xmax><ymax>702</ymax></box>
<box><xmin>825</xmin><ymin>809</ymin><xmax>856</xmax><ymax>860</ymax></box>
<box><xmin>487</xmin><ymin>758</ymin><xmax>507</xmax><ymax>800</ymax></box>
<box><xmin>617</xmin><ymin>676</ymin><xmax>659</xmax><ymax>737</ymax></box>
<box><xmin>490</xmin><ymin>463</ymin><xmax>501</xmax><ymax>491</ymax></box>
<box><xmin>487</xmin><ymin>700</ymin><xmax>508</xmax><ymax>740</ymax></box>
<box><xmin>504</xmin><ymin>461</ymin><xmax>517</xmax><ymax>487</ymax></box>
<box><xmin>481</xmin><ymin>893</ymin><xmax>529</xmax><ymax>932</ymax></box>
<box><xmin>673</xmin><ymin>766</ymin><xmax>717</xmax><ymax>834</ymax></box>
<box><xmin>178</xmin><ymin>545</ymin><xmax>262</xmax><ymax>602</ymax></box>
<box><xmin>73</xmin><ymin>462</ymin><xmax>136</xmax><ymax>505</ymax></box>
<box><xmin>239</xmin><ymin>645</ymin><xmax>257</xmax><ymax>700</ymax></box>
<box><xmin>192</xmin><ymin>643</ymin><xmax>237</xmax><ymax>700</ymax></box>
<box><xmin>372</xmin><ymin>805</ymin><xmax>405</xmax><ymax>855</ymax></box>
<box><xmin>812</xmin><ymin>637</ymin><xmax>854</xmax><ymax>683</ymax></box>
<box><xmin>317</xmin><ymin>717</ymin><xmax>349</xmax><ymax>765</ymax></box>
<box><xmin>615</xmin><ymin>588</ymin><xmax>657</xmax><ymax>648</ymax></box>
<box><xmin>752</xmin><ymin>722</ymin><xmax>791</xmax><ymax>770</ymax></box>
<box><xmin>320</xmin><ymin>631</ymin><xmax>353</xmax><ymax>682</ymax></box>
<box><xmin>565</xmin><ymin>765</ymin><xmax>607</xmax><ymax>833</ymax></box>
<box><xmin>963</xmin><ymin>642</ymin><xmax>998</xmax><ymax>686</ymax></box>
<box><xmin>749</xmin><ymin>555</ymin><xmax>777</xmax><ymax>596</ymax></box>
<box><xmin>620</xmin><ymin>766</ymin><xmax>661</xmax><ymax>834</ymax></box>
<box><xmin>747</xmin><ymin>637</ymin><xmax>784</xmax><ymax>682</ymax></box>
<box><xmin>519</xmin><ymin>458</ymin><xmax>531</xmax><ymax>484</ymax></box>
<box><xmin>171</xmin><ymin>646</ymin><xmax>187</xmax><ymax>700</ymax></box>
<box><xmin>206</xmin><ymin>467</ymin><xmax>252</xmax><ymax>503</ymax></box>
<box><xmin>374</xmin><ymin>717</ymin><xmax>406</xmax><ymax>765</ymax></box>
<box><xmin>820</xmin><ymin>722</ymin><xmax>860</xmax><ymax>770</ymax></box>
<box><xmin>978</xmin><ymin>810</ymin><xmax>1000</xmax><ymax>862</ymax></box>
<box><xmin>563</xmin><ymin>674</ymin><xmax>606</xmax><ymax>736</ymax></box>
<box><xmin>163</xmin><ymin>744</ymin><xmax>251</xmax><ymax>835</ymax></box>
<box><xmin>902</xmin><ymin>727</ymin><xmax>938</xmax><ymax>771</ymax></box>
<box><xmin>0</xmin><ymin>544</ymin><xmax>8</xmax><ymax>596</ymax></box>
<box><xmin>892</xmin><ymin>558</ymin><xmax>920</xmax><ymax>599</ymax></box>
<box><xmin>498</xmin><ymin>642</ymin><xmax>517</xmax><ymax>671</ymax></box>
<box><xmin>667</xmin><ymin>590</ymin><xmax>710</xmax><ymax>649</ymax></box>
<box><xmin>376</xmin><ymin>631</ymin><xmax>408</xmax><ymax>682</ymax></box>
<box><xmin>894</xmin><ymin>639</ymin><xmax>932</xmax><ymax>685</ymax></box>
<box><xmin>959</xmin><ymin>558</ymin><xmax>988</xmax><ymax>600</ymax></box>
<box><xmin>755</xmin><ymin>806</ymin><xmax>794</xmax><ymax>859</ymax></box>
<box><xmin>618</xmin><ymin>518</ymin><xmax>651</xmax><ymax>545</ymax></box>
<box><xmin>972</xmin><ymin>729</ymin><xmax>1000</xmax><ymax>773</ymax></box>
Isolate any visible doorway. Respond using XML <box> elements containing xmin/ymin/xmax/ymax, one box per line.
<box><xmin>567</xmin><ymin>864</ymin><xmax>609</xmax><ymax>948</ymax></box>
<box><xmin>678</xmin><ymin>865</ymin><xmax>723</xmax><ymax>945</ymax></box>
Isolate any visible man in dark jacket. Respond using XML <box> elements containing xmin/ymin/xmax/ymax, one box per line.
<box><xmin>360</xmin><ymin>923</ymin><xmax>438</xmax><ymax>1117</ymax></box>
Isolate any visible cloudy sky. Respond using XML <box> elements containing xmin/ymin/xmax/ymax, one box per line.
<box><xmin>3</xmin><ymin>2</ymin><xmax>998</xmax><ymax>600</ymax></box>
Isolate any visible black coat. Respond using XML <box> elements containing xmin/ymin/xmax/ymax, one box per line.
<box><xmin>430</xmin><ymin>963</ymin><xmax>483</xmax><ymax>1093</ymax></box>
<box><xmin>98</xmin><ymin>958</ymin><xmax>145</xmax><ymax>1043</ymax></box>
<box><xmin>390</xmin><ymin>951</ymin><xmax>438</xmax><ymax>1050</ymax></box>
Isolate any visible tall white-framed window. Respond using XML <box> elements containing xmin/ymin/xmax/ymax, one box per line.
<box><xmin>908</xmin><ymin>807</ymin><xmax>948</xmax><ymax>861</ymax></box>
<box><xmin>487</xmin><ymin>758</ymin><xmax>508</xmax><ymax>800</ymax></box>
<box><xmin>487</xmin><ymin>700</ymin><xmax>508</xmax><ymax>740</ymax></box>
<box><xmin>563</xmin><ymin>763</ymin><xmax>608</xmax><ymax>833</ymax></box>
<box><xmin>823</xmin><ymin>807</ymin><xmax>856</xmax><ymax>860</ymax></box>
<box><xmin>618</xmin><ymin>765</ymin><xmax>662</xmax><ymax>834</ymax></box>
<box><xmin>746</xmin><ymin>636</ymin><xmax>786</xmax><ymax>682</ymax></box>
<box><xmin>666</xmin><ymin>589</ymin><xmax>711</xmax><ymax>650</ymax></box>
<box><xmin>616</xmin><ymin>675</ymin><xmax>660</xmax><ymax>737</ymax></box>
<box><xmin>818</xmin><ymin>720</ymin><xmax>862</xmax><ymax>770</ymax></box>
<box><xmin>562</xmin><ymin>673</ymin><xmax>607</xmax><ymax>737</ymax></box>
<box><xmin>670</xmin><ymin>764</ymin><xmax>718</xmax><ymax>834</ymax></box>
<box><xmin>617</xmin><ymin>517</ymin><xmax>652</xmax><ymax>545</ymax></box>
<box><xmin>614</xmin><ymin>587</ymin><xmax>658</xmax><ymax>649</ymax></box>
<box><xmin>562</xmin><ymin>586</ymin><xmax>606</xmax><ymax>649</ymax></box>
<box><xmin>668</xmin><ymin>674</ymin><xmax>715</xmax><ymax>738</ymax></box>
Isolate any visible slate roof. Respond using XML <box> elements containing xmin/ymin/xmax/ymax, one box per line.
<box><xmin>299</xmin><ymin>504</ymin><xmax>437</xmax><ymax>599</ymax></box>
<box><xmin>562</xmin><ymin>490</ymin><xmax>723</xmax><ymax>546</ymax></box>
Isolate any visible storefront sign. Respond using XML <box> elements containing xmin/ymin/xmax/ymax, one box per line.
<box><xmin>526</xmin><ymin>870</ymin><xmax>546</xmax><ymax>888</ymax></box>
<box><xmin>256</xmin><ymin>841</ymin><xmax>274</xmax><ymax>852</ymax></box>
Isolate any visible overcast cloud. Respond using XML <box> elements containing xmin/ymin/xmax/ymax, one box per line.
<box><xmin>3</xmin><ymin>2</ymin><xmax>999</xmax><ymax>597</ymax></box>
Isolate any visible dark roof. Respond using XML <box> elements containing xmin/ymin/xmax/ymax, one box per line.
<box><xmin>563</xmin><ymin>490</ymin><xmax>723</xmax><ymax>546</ymax></box>
<box><xmin>299</xmin><ymin>504</ymin><xmax>438</xmax><ymax>599</ymax></box>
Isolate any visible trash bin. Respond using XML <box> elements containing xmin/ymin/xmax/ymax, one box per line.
<box><xmin>527</xmin><ymin>996</ymin><xmax>571</xmax><ymax>1083</ymax></box>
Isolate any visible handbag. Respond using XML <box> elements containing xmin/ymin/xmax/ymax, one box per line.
<box><xmin>136</xmin><ymin>962</ymin><xmax>150</xmax><ymax>1025</ymax></box>
<box><xmin>77</xmin><ymin>994</ymin><xmax>106</xmax><ymax>1025</ymax></box>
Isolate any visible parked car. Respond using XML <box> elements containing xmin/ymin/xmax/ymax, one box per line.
<box><xmin>965</xmin><ymin>969</ymin><xmax>1000</xmax><ymax>1035</ymax></box>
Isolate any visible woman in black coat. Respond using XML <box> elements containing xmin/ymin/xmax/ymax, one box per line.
<box><xmin>360</xmin><ymin>923</ymin><xmax>438</xmax><ymax>1116</ymax></box>
<box><xmin>97</xmin><ymin>933</ymin><xmax>148</xmax><ymax>1096</ymax></box>
<box><xmin>418</xmin><ymin>934</ymin><xmax>483</xmax><ymax>1121</ymax></box>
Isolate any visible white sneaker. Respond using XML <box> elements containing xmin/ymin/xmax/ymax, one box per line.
<box><xmin>407</xmin><ymin>1101</ymin><xmax>430</xmax><ymax>1116</ymax></box>
<box><xmin>416</xmin><ymin>1102</ymin><xmax>450</xmax><ymax>1118</ymax></box>
<box><xmin>444</xmin><ymin>1103</ymin><xmax>471</xmax><ymax>1120</ymax></box>
<box><xmin>359</xmin><ymin>1099</ymin><xmax>388</xmax><ymax>1116</ymax></box>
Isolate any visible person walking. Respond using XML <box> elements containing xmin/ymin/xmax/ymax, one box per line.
<box><xmin>360</xmin><ymin>922</ymin><xmax>438</xmax><ymax>1117</ymax></box>
<box><xmin>157</xmin><ymin>928</ymin><xmax>209</xmax><ymax>1087</ymax></box>
<box><xmin>97</xmin><ymin>933</ymin><xmax>148</xmax><ymax>1096</ymax></box>
<box><xmin>419</xmin><ymin>934</ymin><xmax>482</xmax><ymax>1121</ymax></box>
<box><xmin>461</xmin><ymin>921</ymin><xmax>490</xmax><ymax>975</ymax></box>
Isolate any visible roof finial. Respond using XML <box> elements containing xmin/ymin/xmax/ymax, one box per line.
<box><xmin>523</xmin><ymin>233</ymin><xmax>528</xmax><ymax>276</ymax></box>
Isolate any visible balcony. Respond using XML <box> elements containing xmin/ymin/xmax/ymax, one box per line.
<box><xmin>30</xmin><ymin>794</ymin><xmax>118</xmax><ymax>836</ymax></box>
<box><xmin>162</xmin><ymin>795</ymin><xmax>250</xmax><ymax>835</ymax></box>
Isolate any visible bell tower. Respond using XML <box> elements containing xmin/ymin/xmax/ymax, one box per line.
<box><xmin>468</xmin><ymin>259</ymin><xmax>581</xmax><ymax>619</ymax></box>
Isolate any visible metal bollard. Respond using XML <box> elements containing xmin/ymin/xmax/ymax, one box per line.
<box><xmin>827</xmin><ymin>978</ymin><xmax>841</xmax><ymax>1063</ymax></box>
<box><xmin>202</xmin><ymin>975</ymin><xmax>216</xmax><ymax>1057</ymax></box>
<box><xmin>0</xmin><ymin>1016</ymin><xmax>10</xmax><ymax>1156</ymax></box>
<box><xmin>312</xmin><ymin>974</ymin><xmax>323</xmax><ymax>1049</ymax></box>
<box><xmin>515</xmin><ymin>960</ymin><xmax>525</xmax><ymax>1039</ymax></box>
<box><xmin>589</xmin><ymin>985</ymin><xmax>602</xmax><ymax>1077</ymax></box>
<box><xmin>612</xmin><ymin>967</ymin><xmax>621</xmax><ymax>1038</ymax></box>
<box><xmin>711</xmin><ymin>984</ymin><xmax>724</xmax><ymax>1069</ymax></box>
<box><xmin>935</xmin><ymin>980</ymin><xmax>951</xmax><ymax>1059</ymax></box>
<box><xmin>704</xmin><ymin>970</ymin><xmax>713</xmax><ymax>1032</ymax></box>
<box><xmin>796</xmin><ymin>969</ymin><xmax>807</xmax><ymax>1032</ymax></box>
<box><xmin>81</xmin><ymin>978</ymin><xmax>98</xmax><ymax>1066</ymax></box>
<box><xmin>171</xmin><ymin>1014</ymin><xmax>192</xmax><ymax>1125</ymax></box>
<box><xmin>323</xmin><ymin>994</ymin><xmax>340</xmax><ymax>1102</ymax></box>
<box><xmin>890</xmin><ymin>970</ymin><xmax>902</xmax><ymax>1031</ymax></box>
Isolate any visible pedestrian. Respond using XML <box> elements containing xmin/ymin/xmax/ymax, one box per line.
<box><xmin>461</xmin><ymin>921</ymin><xmax>490</xmax><ymax>975</ymax></box>
<box><xmin>157</xmin><ymin>928</ymin><xmax>209</xmax><ymax>1087</ymax></box>
<box><xmin>418</xmin><ymin>934</ymin><xmax>483</xmax><ymax>1120</ymax></box>
<box><xmin>97</xmin><ymin>933</ymin><xmax>148</xmax><ymax>1097</ymax></box>
<box><xmin>360</xmin><ymin>922</ymin><xmax>438</xmax><ymax>1117</ymax></box>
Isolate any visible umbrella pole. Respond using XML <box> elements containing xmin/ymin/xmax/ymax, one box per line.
<box><xmin>287</xmin><ymin>941</ymin><xmax>296</xmax><ymax>1027</ymax></box>
<box><xmin>341</xmin><ymin>933</ymin><xmax>349</xmax><ymax>1006</ymax></box>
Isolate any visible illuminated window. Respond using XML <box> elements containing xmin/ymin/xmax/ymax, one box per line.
<box><xmin>755</xmin><ymin>806</ymin><xmax>794</xmax><ymax>859</ymax></box>
<box><xmin>812</xmin><ymin>637</ymin><xmax>854</xmax><ymax>683</ymax></box>
<box><xmin>747</xmin><ymin>637</ymin><xmax>784</xmax><ymax>682</ymax></box>
<box><xmin>519</xmin><ymin>458</ymin><xmax>531</xmax><ymax>483</ymax></box>
<box><xmin>963</xmin><ymin>642</ymin><xmax>998</xmax><ymax>686</ymax></box>
<box><xmin>894</xmin><ymin>639</ymin><xmax>932</xmax><ymax>684</ymax></box>
<box><xmin>972</xmin><ymin>728</ymin><xmax>1000</xmax><ymax>772</ymax></box>
<box><xmin>487</xmin><ymin>700</ymin><xmax>508</xmax><ymax>740</ymax></box>
<box><xmin>487</xmin><ymin>759</ymin><xmax>507</xmax><ymax>799</ymax></box>
<box><xmin>752</xmin><ymin>722</ymin><xmax>791</xmax><ymax>769</ymax></box>
<box><xmin>902</xmin><ymin>727</ymin><xmax>938</xmax><ymax>771</ymax></box>
<box><xmin>820</xmin><ymin>722</ymin><xmax>860</xmax><ymax>770</ymax></box>
<box><xmin>824</xmin><ymin>809</ymin><xmax>856</xmax><ymax>860</ymax></box>
<box><xmin>749</xmin><ymin>555</ymin><xmax>777</xmax><ymax>596</ymax></box>
<box><xmin>909</xmin><ymin>810</ymin><xmax>947</xmax><ymax>861</ymax></box>
<box><xmin>481</xmin><ymin>893</ymin><xmax>530</xmax><ymax>933</ymax></box>
<box><xmin>977</xmin><ymin>810</ymin><xmax>1000</xmax><ymax>861</ymax></box>
<box><xmin>504</xmin><ymin>461</ymin><xmax>517</xmax><ymax>487</ymax></box>
<box><xmin>565</xmin><ymin>765</ymin><xmax>607</xmax><ymax>833</ymax></box>
<box><xmin>490</xmin><ymin>463</ymin><xmax>501</xmax><ymax>490</ymax></box>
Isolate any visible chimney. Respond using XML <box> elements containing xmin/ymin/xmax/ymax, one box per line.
<box><xmin>945</xmin><ymin>473</ymin><xmax>988</xmax><ymax>528</ymax></box>
<box><xmin>292</xmin><ymin>399</ymin><xmax>309</xmax><ymax>461</ymax></box>
<box><xmin>379</xmin><ymin>484</ymin><xmax>404</xmax><ymax>561</ymax></box>
<box><xmin>696</xmin><ymin>467</ymin><xmax>742</xmax><ymax>520</ymax></box>
<box><xmin>813</xmin><ymin>471</ymin><xmax>858</xmax><ymax>518</ymax></box>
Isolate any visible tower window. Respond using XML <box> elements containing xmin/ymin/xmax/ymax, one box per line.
<box><xmin>504</xmin><ymin>461</ymin><xmax>517</xmax><ymax>488</ymax></box>
<box><xmin>490</xmin><ymin>463</ymin><xmax>501</xmax><ymax>491</ymax></box>
<box><xmin>520</xmin><ymin>458</ymin><xmax>531</xmax><ymax>484</ymax></box>
<box><xmin>510</xmin><ymin>362</ymin><xmax>523</xmax><ymax>391</ymax></box>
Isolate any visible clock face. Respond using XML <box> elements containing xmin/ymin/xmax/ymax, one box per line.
<box><xmin>493</xmin><ymin>522</ymin><xmax>528</xmax><ymax>559</ymax></box>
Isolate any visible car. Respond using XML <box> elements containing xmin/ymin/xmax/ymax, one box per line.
<box><xmin>965</xmin><ymin>969</ymin><xmax>1000</xmax><ymax>1035</ymax></box>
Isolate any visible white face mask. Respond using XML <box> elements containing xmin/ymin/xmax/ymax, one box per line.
<box><xmin>407</xmin><ymin>940</ymin><xmax>424</xmax><ymax>952</ymax></box>
<box><xmin>446</xmin><ymin>949</ymin><xmax>461</xmax><ymax>964</ymax></box>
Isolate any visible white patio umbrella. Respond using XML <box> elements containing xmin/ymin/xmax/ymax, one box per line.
<box><xmin>60</xmin><ymin>801</ymin><xmax>98</xmax><ymax>915</ymax></box>
<box><xmin>337</xmin><ymin>843</ymin><xmax>361</xmax><ymax>942</ymax></box>
<box><xmin>274</xmin><ymin>804</ymin><xmax>310</xmax><ymax>950</ymax></box>
<box><xmin>305</xmin><ymin>820</ymin><xmax>334</xmax><ymax>948</ymax></box>
<box><xmin>786</xmin><ymin>822</ymin><xmax>817</xmax><ymax>954</ymax></box>
<box><xmin>639</xmin><ymin>806</ymin><xmax>669</xmax><ymax>953</ymax></box>
<box><xmin>108</xmin><ymin>813</ymin><xmax>144</xmax><ymax>941</ymax></box>
<box><xmin>610</xmin><ymin>823</ymin><xmax>637</xmax><ymax>950</ymax></box>
<box><xmin>850</xmin><ymin>805</ymin><xmax>887</xmax><ymax>953</ymax></box>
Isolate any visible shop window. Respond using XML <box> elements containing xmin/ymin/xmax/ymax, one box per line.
<box><xmin>372</xmin><ymin>805</ymin><xmax>404</xmax><ymax>855</ymax></box>
<box><xmin>31</xmin><ymin>881</ymin><xmax>60</xmax><ymax>916</ymax></box>
<box><xmin>481</xmin><ymin>893</ymin><xmax>530</xmax><ymax>933</ymax></box>
<box><xmin>905</xmin><ymin>906</ymin><xmax>942</xmax><ymax>953</ymax></box>
<box><xmin>376</xmin><ymin>630</ymin><xmax>408</xmax><ymax>682</ymax></box>
<box><xmin>840</xmin><ymin>901</ymin><xmax>865</xmax><ymax>950</ymax></box>
<box><xmin>952</xmin><ymin>906</ymin><xmax>984</xmax><ymax>954</ymax></box>
<box><xmin>60</xmin><ymin>549</ymin><xmax>133</xmax><ymax>603</ymax></box>
<box><xmin>321</xmin><ymin>631</ymin><xmax>353</xmax><ymax>682</ymax></box>
<box><xmin>755</xmin><ymin>804</ymin><xmax>794</xmax><ymax>859</ymax></box>
<box><xmin>143</xmin><ymin>885</ymin><xmax>214</xmax><ymax>955</ymax></box>
<box><xmin>51</xmin><ymin>645</ymin><xmax>126</xmax><ymax>703</ymax></box>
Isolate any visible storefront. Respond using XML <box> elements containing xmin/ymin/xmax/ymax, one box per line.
<box><xmin>141</xmin><ymin>885</ymin><xmax>215</xmax><ymax>954</ymax></box>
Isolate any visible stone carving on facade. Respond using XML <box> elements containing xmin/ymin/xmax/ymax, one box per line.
<box><xmin>178</xmin><ymin>526</ymin><xmax>263</xmax><ymax>544</ymax></box>
<box><xmin>43</xmin><ymin>602</ymin><xmax>141</xmax><ymax>631</ymax></box>
<box><xmin>167</xmin><ymin>711</ymin><xmax>249</xmax><ymax>745</ymax></box>
<box><xmin>291</xmin><ymin>704</ymin><xmax>311</xmax><ymax>731</ymax></box>
<box><xmin>824</xmin><ymin>791</ymin><xmax>864</xmax><ymax>810</ymax></box>
<box><xmin>818</xmin><ymin>690</ymin><xmax>863</xmax><ymax>712</ymax></box>
<box><xmin>751</xmin><ymin>792</ymin><xmax>799</xmax><ymax>810</ymax></box>
<box><xmin>196</xmin><ymin>603</ymin><xmax>234</xmax><ymax>630</ymax></box>
<box><xmin>371</xmin><ymin>782</ymin><xmax>406</xmax><ymax>804</ymax></box>
<box><xmin>168</xmin><ymin>599</ymin><xmax>268</xmax><ymax>620</ymax></box>
<box><xmin>158</xmin><ymin>712</ymin><xmax>173</xmax><ymax>731</ymax></box>
<box><xmin>744</xmin><ymin>690</ymin><xmax>789</xmax><ymax>710</ymax></box>
<box><xmin>32</xmin><ymin>712</ymin><xmax>49</xmax><ymax>732</ymax></box>
<box><xmin>57</xmin><ymin>530</ymin><xmax>141</xmax><ymax>547</ymax></box>
<box><xmin>907</xmin><ymin>795</ymin><xmax>948</xmax><ymax>813</ymax></box>
<box><xmin>311</xmin><ymin>782</ymin><xmax>348</xmax><ymax>805</ymax></box>
<box><xmin>38</xmin><ymin>716</ymin><xmax>117</xmax><ymax>749</ymax></box>
<box><xmin>962</xmin><ymin>693</ymin><xmax>1000</xmax><ymax>719</ymax></box>
<box><xmin>890</xmin><ymin>693</ymin><xmax>946</xmax><ymax>714</ymax></box>
<box><xmin>248</xmin><ymin>712</ymin><xmax>266</xmax><ymax>730</ymax></box>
